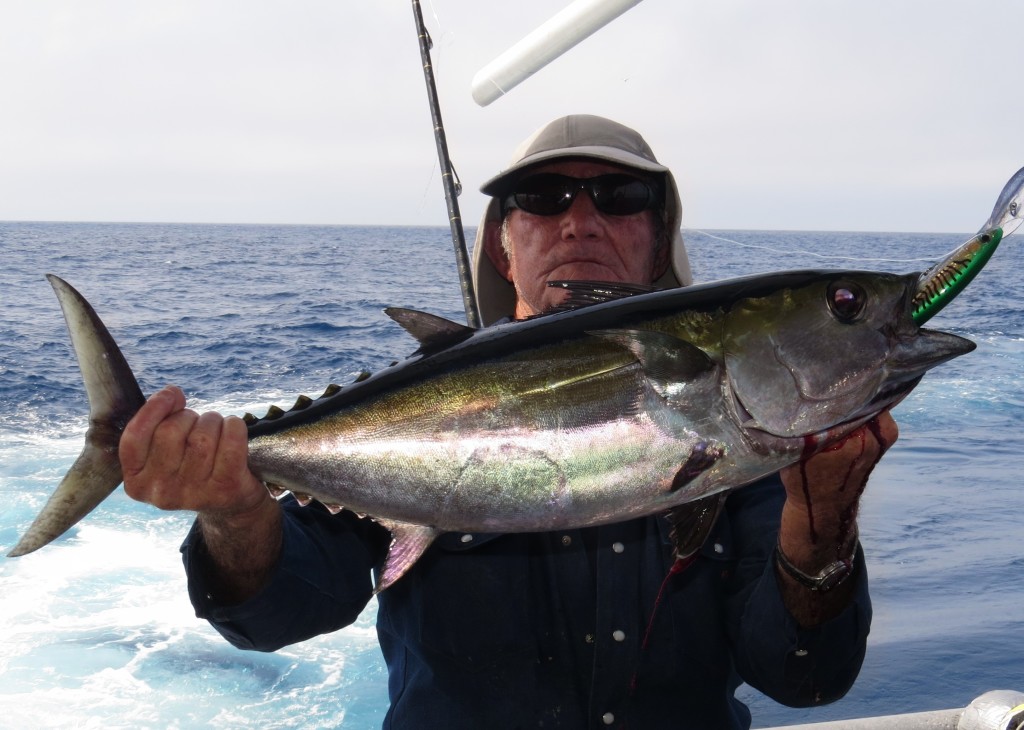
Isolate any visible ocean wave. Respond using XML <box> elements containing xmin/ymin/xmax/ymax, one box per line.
<box><xmin>3</xmin><ymin>222</ymin><xmax>1022</xmax><ymax>728</ymax></box>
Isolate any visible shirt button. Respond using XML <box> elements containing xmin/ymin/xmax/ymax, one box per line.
<box><xmin>612</xmin><ymin>630</ymin><xmax>626</xmax><ymax>642</ymax></box>
<box><xmin>611</xmin><ymin>541</ymin><xmax>625</xmax><ymax>553</ymax></box>
<box><xmin>585</xmin><ymin>633</ymin><xmax>595</xmax><ymax>644</ymax></box>
<box><xmin>460</xmin><ymin>534</ymin><xmax>473</xmax><ymax>543</ymax></box>
<box><xmin>602</xmin><ymin>712</ymin><xmax>615</xmax><ymax>725</ymax></box>
<box><xmin>561</xmin><ymin>535</ymin><xmax>572</xmax><ymax>546</ymax></box>
<box><xmin>713</xmin><ymin>542</ymin><xmax>724</xmax><ymax>554</ymax></box>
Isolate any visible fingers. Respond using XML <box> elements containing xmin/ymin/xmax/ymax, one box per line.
<box><xmin>819</xmin><ymin>410</ymin><xmax>898</xmax><ymax>462</ymax></box>
<box><xmin>205</xmin><ymin>415</ymin><xmax>271</xmax><ymax>515</ymax></box>
<box><xmin>213</xmin><ymin>415</ymin><xmax>252</xmax><ymax>488</ymax></box>
<box><xmin>120</xmin><ymin>386</ymin><xmax>265</xmax><ymax>514</ymax></box>
<box><xmin>176</xmin><ymin>410</ymin><xmax>226</xmax><ymax>487</ymax></box>
<box><xmin>121</xmin><ymin>386</ymin><xmax>187</xmax><ymax>483</ymax></box>
<box><xmin>870</xmin><ymin>410</ymin><xmax>899</xmax><ymax>453</ymax></box>
<box><xmin>781</xmin><ymin>411</ymin><xmax>900</xmax><ymax>509</ymax></box>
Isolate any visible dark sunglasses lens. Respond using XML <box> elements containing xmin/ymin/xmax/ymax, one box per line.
<box><xmin>510</xmin><ymin>174</ymin><xmax>575</xmax><ymax>215</ymax></box>
<box><xmin>591</xmin><ymin>175</ymin><xmax>656</xmax><ymax>215</ymax></box>
<box><xmin>507</xmin><ymin>173</ymin><xmax>658</xmax><ymax>216</ymax></box>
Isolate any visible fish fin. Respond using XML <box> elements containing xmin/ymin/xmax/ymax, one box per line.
<box><xmin>385</xmin><ymin>307</ymin><xmax>475</xmax><ymax>355</ymax></box>
<box><xmin>374</xmin><ymin>520</ymin><xmax>441</xmax><ymax>593</ymax></box>
<box><xmin>664</xmin><ymin>491</ymin><xmax>728</xmax><ymax>560</ymax></box>
<box><xmin>587</xmin><ymin>329</ymin><xmax>715</xmax><ymax>398</ymax></box>
<box><xmin>8</xmin><ymin>276</ymin><xmax>146</xmax><ymax>557</ymax></box>
<box><xmin>670</xmin><ymin>440</ymin><xmax>726</xmax><ymax>492</ymax></box>
<box><xmin>543</xmin><ymin>280</ymin><xmax>657</xmax><ymax>313</ymax></box>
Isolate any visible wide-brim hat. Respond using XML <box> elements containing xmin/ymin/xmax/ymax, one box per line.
<box><xmin>472</xmin><ymin>114</ymin><xmax>692</xmax><ymax>326</ymax></box>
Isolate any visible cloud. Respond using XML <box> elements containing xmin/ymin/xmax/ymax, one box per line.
<box><xmin>1</xmin><ymin>1</ymin><xmax>1021</xmax><ymax>231</ymax></box>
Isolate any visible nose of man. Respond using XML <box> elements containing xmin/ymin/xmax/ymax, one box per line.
<box><xmin>558</xmin><ymin>191</ymin><xmax>604</xmax><ymax>239</ymax></box>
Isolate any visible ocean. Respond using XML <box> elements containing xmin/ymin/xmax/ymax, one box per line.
<box><xmin>0</xmin><ymin>222</ymin><xmax>1021</xmax><ymax>728</ymax></box>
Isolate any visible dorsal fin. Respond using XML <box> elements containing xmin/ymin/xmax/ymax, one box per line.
<box><xmin>545</xmin><ymin>280</ymin><xmax>658</xmax><ymax>313</ymax></box>
<box><xmin>385</xmin><ymin>307</ymin><xmax>476</xmax><ymax>354</ymax></box>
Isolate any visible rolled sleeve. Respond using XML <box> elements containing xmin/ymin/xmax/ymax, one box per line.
<box><xmin>181</xmin><ymin>499</ymin><xmax>389</xmax><ymax>652</ymax></box>
<box><xmin>735</xmin><ymin>546</ymin><xmax>871</xmax><ymax>706</ymax></box>
<box><xmin>722</xmin><ymin>476</ymin><xmax>872</xmax><ymax>707</ymax></box>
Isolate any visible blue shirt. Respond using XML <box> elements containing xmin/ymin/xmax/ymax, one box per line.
<box><xmin>182</xmin><ymin>475</ymin><xmax>870</xmax><ymax>729</ymax></box>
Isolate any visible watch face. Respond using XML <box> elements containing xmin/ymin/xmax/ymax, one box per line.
<box><xmin>813</xmin><ymin>560</ymin><xmax>854</xmax><ymax>592</ymax></box>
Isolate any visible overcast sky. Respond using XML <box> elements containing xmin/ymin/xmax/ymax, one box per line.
<box><xmin>2</xmin><ymin>1</ymin><xmax>1022</xmax><ymax>232</ymax></box>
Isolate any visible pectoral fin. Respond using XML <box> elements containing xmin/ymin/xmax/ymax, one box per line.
<box><xmin>588</xmin><ymin>328</ymin><xmax>715</xmax><ymax>400</ymax></box>
<box><xmin>670</xmin><ymin>440</ymin><xmax>726</xmax><ymax>492</ymax></box>
<box><xmin>375</xmin><ymin>520</ymin><xmax>441</xmax><ymax>592</ymax></box>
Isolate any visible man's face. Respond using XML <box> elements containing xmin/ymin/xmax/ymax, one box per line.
<box><xmin>485</xmin><ymin>160</ymin><xmax>666</xmax><ymax>319</ymax></box>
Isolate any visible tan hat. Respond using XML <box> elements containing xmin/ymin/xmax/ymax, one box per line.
<box><xmin>472</xmin><ymin>114</ymin><xmax>693</xmax><ymax>326</ymax></box>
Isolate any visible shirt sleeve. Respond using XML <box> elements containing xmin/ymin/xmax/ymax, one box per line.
<box><xmin>723</xmin><ymin>476</ymin><xmax>872</xmax><ymax>707</ymax></box>
<box><xmin>180</xmin><ymin>497</ymin><xmax>390</xmax><ymax>652</ymax></box>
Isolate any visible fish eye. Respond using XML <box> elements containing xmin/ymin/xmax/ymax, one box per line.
<box><xmin>827</xmin><ymin>281</ymin><xmax>867</xmax><ymax>323</ymax></box>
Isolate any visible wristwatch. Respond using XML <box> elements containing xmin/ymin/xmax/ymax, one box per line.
<box><xmin>775</xmin><ymin>538</ymin><xmax>857</xmax><ymax>593</ymax></box>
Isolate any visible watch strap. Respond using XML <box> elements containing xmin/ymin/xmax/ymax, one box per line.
<box><xmin>775</xmin><ymin>537</ymin><xmax>857</xmax><ymax>593</ymax></box>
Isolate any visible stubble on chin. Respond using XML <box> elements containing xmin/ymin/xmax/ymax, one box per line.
<box><xmin>514</xmin><ymin>280</ymin><xmax>570</xmax><ymax>319</ymax></box>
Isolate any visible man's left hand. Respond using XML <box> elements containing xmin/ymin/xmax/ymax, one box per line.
<box><xmin>775</xmin><ymin>411</ymin><xmax>898</xmax><ymax>625</ymax></box>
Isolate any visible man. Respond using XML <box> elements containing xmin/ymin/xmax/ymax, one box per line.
<box><xmin>121</xmin><ymin>114</ymin><xmax>895</xmax><ymax>728</ymax></box>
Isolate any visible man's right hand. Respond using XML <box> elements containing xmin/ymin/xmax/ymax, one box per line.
<box><xmin>120</xmin><ymin>385</ymin><xmax>268</xmax><ymax>516</ymax></box>
<box><xmin>120</xmin><ymin>385</ymin><xmax>282</xmax><ymax>603</ymax></box>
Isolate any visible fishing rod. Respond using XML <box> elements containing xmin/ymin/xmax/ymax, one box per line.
<box><xmin>410</xmin><ymin>0</ymin><xmax>481</xmax><ymax>329</ymax></box>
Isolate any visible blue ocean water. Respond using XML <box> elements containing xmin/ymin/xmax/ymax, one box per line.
<box><xmin>0</xmin><ymin>221</ymin><xmax>1021</xmax><ymax>728</ymax></box>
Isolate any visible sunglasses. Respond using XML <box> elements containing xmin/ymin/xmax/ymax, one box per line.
<box><xmin>502</xmin><ymin>173</ymin><xmax>662</xmax><ymax>217</ymax></box>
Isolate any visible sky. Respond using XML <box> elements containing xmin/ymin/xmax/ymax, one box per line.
<box><xmin>1</xmin><ymin>0</ymin><xmax>1023</xmax><ymax>232</ymax></box>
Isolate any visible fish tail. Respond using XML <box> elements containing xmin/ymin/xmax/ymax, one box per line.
<box><xmin>7</xmin><ymin>275</ymin><xmax>146</xmax><ymax>557</ymax></box>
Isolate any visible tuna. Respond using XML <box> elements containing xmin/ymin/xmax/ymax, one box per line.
<box><xmin>9</xmin><ymin>165</ymin><xmax>1024</xmax><ymax>591</ymax></box>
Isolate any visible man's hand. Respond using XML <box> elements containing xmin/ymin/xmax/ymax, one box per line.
<box><xmin>120</xmin><ymin>385</ymin><xmax>267</xmax><ymax>515</ymax></box>
<box><xmin>120</xmin><ymin>385</ymin><xmax>282</xmax><ymax>604</ymax></box>
<box><xmin>776</xmin><ymin>411</ymin><xmax>899</xmax><ymax>625</ymax></box>
<box><xmin>780</xmin><ymin>411</ymin><xmax>898</xmax><ymax>544</ymax></box>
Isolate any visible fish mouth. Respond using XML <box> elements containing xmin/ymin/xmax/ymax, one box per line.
<box><xmin>848</xmin><ymin>375</ymin><xmax>921</xmax><ymax>423</ymax></box>
<box><xmin>730</xmin><ymin>376</ymin><xmax>917</xmax><ymax>445</ymax></box>
<box><xmin>844</xmin><ymin>327</ymin><xmax>976</xmax><ymax>423</ymax></box>
<box><xmin>889</xmin><ymin>327</ymin><xmax>977</xmax><ymax>374</ymax></box>
<box><xmin>855</xmin><ymin>328</ymin><xmax>976</xmax><ymax>415</ymax></box>
<box><xmin>735</xmin><ymin>372</ymin><xmax>920</xmax><ymax>455</ymax></box>
<box><xmin>730</xmin><ymin>327</ymin><xmax>975</xmax><ymax>445</ymax></box>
